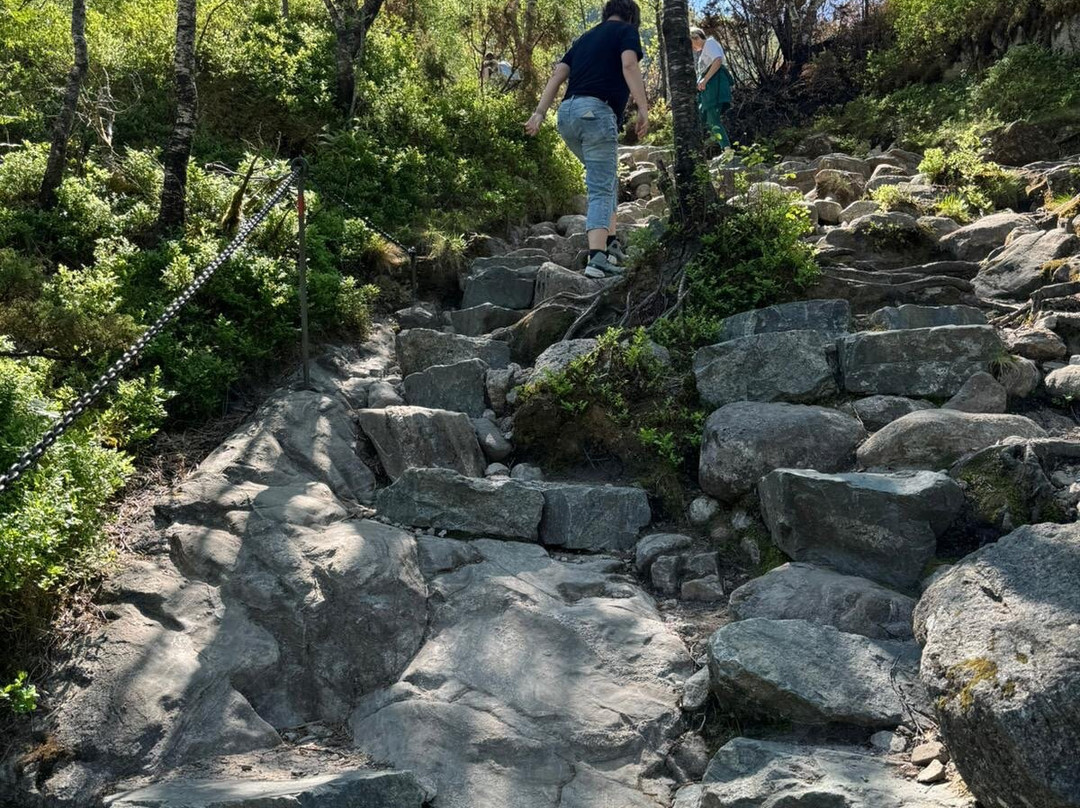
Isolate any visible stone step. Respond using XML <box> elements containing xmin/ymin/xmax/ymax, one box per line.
<box><xmin>448</xmin><ymin>303</ymin><xmax>524</xmax><ymax>336</ymax></box>
<box><xmin>402</xmin><ymin>358</ymin><xmax>487</xmax><ymax>416</ymax></box>
<box><xmin>358</xmin><ymin>406</ymin><xmax>487</xmax><ymax>480</ymax></box>
<box><xmin>728</xmin><ymin>562</ymin><xmax>917</xmax><ymax>640</ymax></box>
<box><xmin>758</xmin><ymin>469</ymin><xmax>964</xmax><ymax>590</ymax></box>
<box><xmin>707</xmin><ymin>618</ymin><xmax>926</xmax><ymax>727</ymax></box>
<box><xmin>105</xmin><ymin>770</ymin><xmax>430</xmax><ymax>808</ymax></box>
<box><xmin>461</xmin><ymin>264</ymin><xmax>537</xmax><ymax>310</ymax></box>
<box><xmin>395</xmin><ymin>328</ymin><xmax>510</xmax><ymax>377</ymax></box>
<box><xmin>376</xmin><ymin>467</ymin><xmax>651</xmax><ymax>551</ymax></box>
<box><xmin>674</xmin><ymin>738</ymin><xmax>973</xmax><ymax>807</ymax></box>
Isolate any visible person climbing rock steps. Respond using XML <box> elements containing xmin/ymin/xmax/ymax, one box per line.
<box><xmin>691</xmin><ymin>27</ymin><xmax>733</xmax><ymax>150</ymax></box>
<box><xmin>525</xmin><ymin>0</ymin><xmax>648</xmax><ymax>280</ymax></box>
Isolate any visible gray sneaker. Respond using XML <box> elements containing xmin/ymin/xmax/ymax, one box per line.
<box><xmin>607</xmin><ymin>240</ymin><xmax>629</xmax><ymax>263</ymax></box>
<box><xmin>585</xmin><ymin>252</ymin><xmax>623</xmax><ymax>277</ymax></box>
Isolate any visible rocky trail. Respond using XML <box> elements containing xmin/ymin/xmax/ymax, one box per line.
<box><xmin>4</xmin><ymin>144</ymin><xmax>1080</xmax><ymax>808</ymax></box>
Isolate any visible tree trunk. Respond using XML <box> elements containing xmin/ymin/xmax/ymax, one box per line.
<box><xmin>158</xmin><ymin>0</ymin><xmax>198</xmax><ymax>234</ymax></box>
<box><xmin>324</xmin><ymin>0</ymin><xmax>385</xmax><ymax>120</ymax></box>
<box><xmin>662</xmin><ymin>0</ymin><xmax>708</xmax><ymax>222</ymax></box>
<box><xmin>654</xmin><ymin>0</ymin><xmax>669</xmax><ymax>101</ymax></box>
<box><xmin>282</xmin><ymin>0</ymin><xmax>289</xmax><ymax>18</ymax></box>
<box><xmin>519</xmin><ymin>0</ymin><xmax>540</xmax><ymax>99</ymax></box>
<box><xmin>39</xmin><ymin>0</ymin><xmax>88</xmax><ymax>209</ymax></box>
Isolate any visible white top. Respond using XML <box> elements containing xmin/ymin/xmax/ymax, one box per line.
<box><xmin>697</xmin><ymin>37</ymin><xmax>725</xmax><ymax>79</ymax></box>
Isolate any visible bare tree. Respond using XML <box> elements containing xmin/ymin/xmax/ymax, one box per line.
<box><xmin>39</xmin><ymin>0</ymin><xmax>88</xmax><ymax>209</ymax></box>
<box><xmin>322</xmin><ymin>0</ymin><xmax>385</xmax><ymax>120</ymax></box>
<box><xmin>158</xmin><ymin>0</ymin><xmax>198</xmax><ymax>233</ymax></box>
<box><xmin>662</xmin><ymin>0</ymin><xmax>708</xmax><ymax>222</ymax></box>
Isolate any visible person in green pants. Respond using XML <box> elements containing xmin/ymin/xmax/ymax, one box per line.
<box><xmin>690</xmin><ymin>27</ymin><xmax>732</xmax><ymax>149</ymax></box>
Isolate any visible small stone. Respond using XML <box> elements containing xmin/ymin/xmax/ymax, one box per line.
<box><xmin>870</xmin><ymin>730</ymin><xmax>895</xmax><ymax>752</ymax></box>
<box><xmin>681</xmin><ymin>667</ymin><xmax>710</xmax><ymax>711</ymax></box>
<box><xmin>916</xmin><ymin>759</ymin><xmax>947</xmax><ymax>784</ymax></box>
<box><xmin>911</xmin><ymin>740</ymin><xmax>948</xmax><ymax>766</ymax></box>
<box><xmin>681</xmin><ymin>575</ymin><xmax>725</xmax><ymax>602</ymax></box>
<box><xmin>509</xmin><ymin>463</ymin><xmax>544</xmax><ymax>482</ymax></box>
<box><xmin>636</xmin><ymin>534</ymin><xmax>693</xmax><ymax>575</ymax></box>
<box><xmin>739</xmin><ymin>534</ymin><xmax>761</xmax><ymax>566</ymax></box>
<box><xmin>688</xmin><ymin>495</ymin><xmax>720</xmax><ymax>526</ymax></box>
<box><xmin>485</xmin><ymin>463</ymin><xmax>510</xmax><ymax>477</ymax></box>
<box><xmin>651</xmin><ymin>555</ymin><xmax>684</xmax><ymax>595</ymax></box>
<box><xmin>685</xmin><ymin>552</ymin><xmax>719</xmax><ymax>579</ymax></box>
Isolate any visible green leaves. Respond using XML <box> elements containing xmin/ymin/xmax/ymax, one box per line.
<box><xmin>1</xmin><ymin>671</ymin><xmax>37</xmax><ymax>715</ymax></box>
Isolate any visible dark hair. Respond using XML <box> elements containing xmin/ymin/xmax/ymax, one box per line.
<box><xmin>602</xmin><ymin>0</ymin><xmax>641</xmax><ymax>28</ymax></box>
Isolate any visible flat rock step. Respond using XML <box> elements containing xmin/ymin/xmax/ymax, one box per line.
<box><xmin>674</xmin><ymin>738</ymin><xmax>973</xmax><ymax>807</ymax></box>
<box><xmin>377</xmin><ymin>467</ymin><xmax>651</xmax><ymax>551</ymax></box>
<box><xmin>105</xmin><ymin>770</ymin><xmax>430</xmax><ymax>808</ymax></box>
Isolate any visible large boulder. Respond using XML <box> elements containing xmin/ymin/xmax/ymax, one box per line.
<box><xmin>494</xmin><ymin>303</ymin><xmax>581</xmax><ymax>365</ymax></box>
<box><xmin>448</xmin><ymin>304</ymin><xmax>524</xmax><ymax>337</ymax></box>
<box><xmin>525</xmin><ymin>481</ymin><xmax>651</xmax><ymax>552</ymax></box>
<box><xmin>717</xmin><ymin>299</ymin><xmax>851</xmax><ymax>340</ymax></box>
<box><xmin>533</xmin><ymin>262</ymin><xmax>602</xmax><ymax>304</ymax></box>
<box><xmin>396</xmin><ymin>329</ymin><xmax>510</xmax><ymax>377</ymax></box>
<box><xmin>820</xmin><ymin>212</ymin><xmax>945</xmax><ymax>269</ymax></box>
<box><xmin>673</xmin><ymin>738</ymin><xmax>974</xmax><ymax>808</ymax></box>
<box><xmin>105</xmin><ymin>771</ymin><xmax>431</xmax><ymax>808</ymax></box>
<box><xmin>851</xmin><ymin>395</ymin><xmax>935</xmax><ymax>431</ymax></box>
<box><xmin>942</xmin><ymin>371</ymin><xmax>1008</xmax><ymax>414</ymax></box>
<box><xmin>728</xmin><ymin>562</ymin><xmax>916</xmax><ymax>640</ymax></box>
<box><xmin>940</xmin><ymin>212</ymin><xmax>1032</xmax><ymax>261</ymax></box>
<box><xmin>707</xmin><ymin>618</ymin><xmax>925</xmax><ymax>727</ymax></box>
<box><xmin>950</xmin><ymin>439</ymin><xmax>1065</xmax><ymax>532</ymax></box>
<box><xmin>376</xmin><ymin>467</ymin><xmax>545</xmax><ymax>541</ymax></box>
<box><xmin>350</xmin><ymin>539</ymin><xmax>692</xmax><ymax>808</ymax></box>
<box><xmin>192</xmin><ymin>388</ymin><xmax>376</xmax><ymax>505</ymax></box>
<box><xmin>699</xmin><ymin>403</ymin><xmax>866</xmax><ymax>501</ymax></box>
<box><xmin>693</xmin><ymin>331</ymin><xmax>837</xmax><ymax>408</ymax></box>
<box><xmin>402</xmin><ymin>359</ymin><xmax>487</xmax><ymax>417</ymax></box>
<box><xmin>974</xmin><ymin>229</ymin><xmax>1080</xmax><ymax>300</ymax></box>
<box><xmin>915</xmin><ymin>522</ymin><xmax>1080</xmax><ymax>808</ymax></box>
<box><xmin>461</xmin><ymin>265</ymin><xmax>537</xmax><ymax>309</ymax></box>
<box><xmin>867</xmin><ymin>304</ymin><xmax>986</xmax><ymax>330</ymax></box>
<box><xmin>1044</xmin><ymin>364</ymin><xmax>1080</xmax><ymax>398</ymax></box>
<box><xmin>358</xmin><ymin>406</ymin><xmax>486</xmax><ymax>480</ymax></box>
<box><xmin>858</xmin><ymin>409</ymin><xmax>1047</xmax><ymax>470</ymax></box>
<box><xmin>759</xmin><ymin>469</ymin><xmax>964</xmax><ymax>589</ymax></box>
<box><xmin>814</xmin><ymin>168</ymin><xmax>866</xmax><ymax>206</ymax></box>
<box><xmin>531</xmin><ymin>338</ymin><xmax>597</xmax><ymax>378</ymax></box>
<box><xmin>838</xmin><ymin>325</ymin><xmax>1003</xmax><ymax>398</ymax></box>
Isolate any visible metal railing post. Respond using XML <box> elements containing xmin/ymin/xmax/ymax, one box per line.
<box><xmin>294</xmin><ymin>158</ymin><xmax>311</xmax><ymax>389</ymax></box>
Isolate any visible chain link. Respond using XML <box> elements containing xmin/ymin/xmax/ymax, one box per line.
<box><xmin>0</xmin><ymin>166</ymin><xmax>302</xmax><ymax>495</ymax></box>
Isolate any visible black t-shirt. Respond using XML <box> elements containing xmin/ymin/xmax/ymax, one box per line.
<box><xmin>560</xmin><ymin>20</ymin><xmax>644</xmax><ymax>124</ymax></box>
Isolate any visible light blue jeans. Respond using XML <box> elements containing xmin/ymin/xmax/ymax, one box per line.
<box><xmin>557</xmin><ymin>96</ymin><xmax>619</xmax><ymax>233</ymax></box>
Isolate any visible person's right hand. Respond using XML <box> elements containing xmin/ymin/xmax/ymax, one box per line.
<box><xmin>524</xmin><ymin>112</ymin><xmax>543</xmax><ymax>137</ymax></box>
<box><xmin>636</xmin><ymin>107</ymin><xmax>649</xmax><ymax>139</ymax></box>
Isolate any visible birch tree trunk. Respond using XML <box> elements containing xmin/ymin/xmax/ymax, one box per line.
<box><xmin>323</xmin><ymin>0</ymin><xmax>385</xmax><ymax>120</ymax></box>
<box><xmin>662</xmin><ymin>0</ymin><xmax>708</xmax><ymax>223</ymax></box>
<box><xmin>39</xmin><ymin>0</ymin><xmax>88</xmax><ymax>209</ymax></box>
<box><xmin>158</xmin><ymin>0</ymin><xmax>198</xmax><ymax>233</ymax></box>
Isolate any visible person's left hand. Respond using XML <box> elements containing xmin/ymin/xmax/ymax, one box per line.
<box><xmin>697</xmin><ymin>80</ymin><xmax>706</xmax><ymax>92</ymax></box>
<box><xmin>524</xmin><ymin>112</ymin><xmax>543</xmax><ymax>136</ymax></box>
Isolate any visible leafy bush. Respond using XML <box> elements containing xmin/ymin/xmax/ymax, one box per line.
<box><xmin>871</xmin><ymin>184</ymin><xmax>923</xmax><ymax>214</ymax></box>
<box><xmin>1</xmin><ymin>671</ymin><xmax>37</xmax><ymax>714</ymax></box>
<box><xmin>652</xmin><ymin>188</ymin><xmax>820</xmax><ymax>365</ymax></box>
<box><xmin>919</xmin><ymin>131</ymin><xmax>1026</xmax><ymax>212</ymax></box>
<box><xmin>515</xmin><ymin>328</ymin><xmax>705</xmax><ymax>512</ymax></box>
<box><xmin>936</xmin><ymin>193</ymin><xmax>976</xmax><ymax>223</ymax></box>
<box><xmin>970</xmin><ymin>45</ymin><xmax>1080</xmax><ymax>122</ymax></box>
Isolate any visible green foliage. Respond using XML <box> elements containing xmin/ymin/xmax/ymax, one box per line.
<box><xmin>871</xmin><ymin>184</ymin><xmax>922</xmax><ymax>214</ymax></box>
<box><xmin>516</xmin><ymin>328</ymin><xmax>706</xmax><ymax>511</ymax></box>
<box><xmin>919</xmin><ymin>132</ymin><xmax>1026</xmax><ymax>212</ymax></box>
<box><xmin>652</xmin><ymin>188</ymin><xmax>820</xmax><ymax>365</ymax></box>
<box><xmin>971</xmin><ymin>45</ymin><xmax>1080</xmax><ymax>121</ymax></box>
<box><xmin>0</xmin><ymin>349</ymin><xmax>143</xmax><ymax>600</ymax></box>
<box><xmin>935</xmin><ymin>192</ymin><xmax>976</xmax><ymax>223</ymax></box>
<box><xmin>1</xmin><ymin>671</ymin><xmax>37</xmax><ymax>714</ymax></box>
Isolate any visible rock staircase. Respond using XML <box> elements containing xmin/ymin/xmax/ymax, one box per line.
<box><xmin>7</xmin><ymin>145</ymin><xmax>1080</xmax><ymax>808</ymax></box>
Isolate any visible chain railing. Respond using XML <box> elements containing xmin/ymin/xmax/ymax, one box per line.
<box><xmin>0</xmin><ymin>162</ymin><xmax>306</xmax><ymax>495</ymax></box>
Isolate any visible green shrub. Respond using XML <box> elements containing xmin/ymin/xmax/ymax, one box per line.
<box><xmin>515</xmin><ymin>328</ymin><xmax>706</xmax><ymax>512</ymax></box>
<box><xmin>1</xmin><ymin>671</ymin><xmax>37</xmax><ymax>714</ymax></box>
<box><xmin>651</xmin><ymin>188</ymin><xmax>820</xmax><ymax>366</ymax></box>
<box><xmin>936</xmin><ymin>193</ymin><xmax>976</xmax><ymax>223</ymax></box>
<box><xmin>871</xmin><ymin>184</ymin><xmax>923</xmax><ymax>214</ymax></box>
<box><xmin>920</xmin><ymin>132</ymin><xmax>1026</xmax><ymax>211</ymax></box>
<box><xmin>971</xmin><ymin>45</ymin><xmax>1080</xmax><ymax>122</ymax></box>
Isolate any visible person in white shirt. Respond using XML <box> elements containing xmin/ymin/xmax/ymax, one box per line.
<box><xmin>690</xmin><ymin>27</ymin><xmax>732</xmax><ymax>148</ymax></box>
